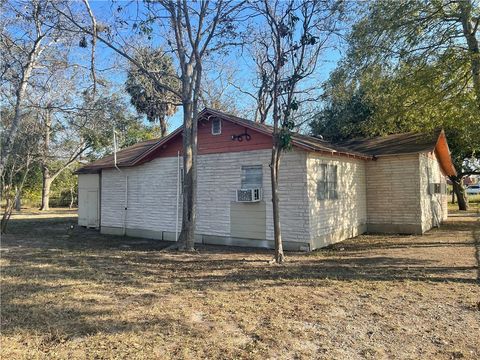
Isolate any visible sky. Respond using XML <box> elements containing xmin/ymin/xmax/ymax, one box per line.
<box><xmin>84</xmin><ymin>0</ymin><xmax>345</xmax><ymax>131</ymax></box>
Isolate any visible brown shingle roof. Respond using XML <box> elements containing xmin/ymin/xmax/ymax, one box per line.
<box><xmin>76</xmin><ymin>108</ymin><xmax>452</xmax><ymax>174</ymax></box>
<box><xmin>336</xmin><ymin>130</ymin><xmax>442</xmax><ymax>156</ymax></box>
<box><xmin>75</xmin><ymin>138</ymin><xmax>161</xmax><ymax>174</ymax></box>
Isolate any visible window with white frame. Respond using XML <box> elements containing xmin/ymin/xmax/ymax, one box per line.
<box><xmin>241</xmin><ymin>165</ymin><xmax>263</xmax><ymax>189</ymax></box>
<box><xmin>211</xmin><ymin>118</ymin><xmax>222</xmax><ymax>135</ymax></box>
<box><xmin>317</xmin><ymin>164</ymin><xmax>338</xmax><ymax>200</ymax></box>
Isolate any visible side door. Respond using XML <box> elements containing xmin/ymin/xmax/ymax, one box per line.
<box><xmin>86</xmin><ymin>190</ymin><xmax>99</xmax><ymax>228</ymax></box>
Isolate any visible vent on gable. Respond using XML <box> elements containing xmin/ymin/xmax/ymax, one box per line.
<box><xmin>212</xmin><ymin>118</ymin><xmax>222</xmax><ymax>135</ymax></box>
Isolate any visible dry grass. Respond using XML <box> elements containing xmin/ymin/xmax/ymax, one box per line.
<box><xmin>448</xmin><ymin>195</ymin><xmax>480</xmax><ymax>212</ymax></box>
<box><xmin>1</xmin><ymin>209</ymin><xmax>479</xmax><ymax>359</ymax></box>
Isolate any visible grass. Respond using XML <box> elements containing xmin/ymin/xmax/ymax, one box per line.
<box><xmin>448</xmin><ymin>195</ymin><xmax>480</xmax><ymax>212</ymax></box>
<box><xmin>1</xmin><ymin>209</ymin><xmax>479</xmax><ymax>359</ymax></box>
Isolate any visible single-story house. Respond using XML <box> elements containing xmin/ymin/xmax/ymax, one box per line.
<box><xmin>76</xmin><ymin>108</ymin><xmax>456</xmax><ymax>251</ymax></box>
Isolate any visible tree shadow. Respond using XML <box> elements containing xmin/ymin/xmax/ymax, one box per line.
<box><xmin>2</xmin><ymin>213</ymin><xmax>479</xmax><ymax>338</ymax></box>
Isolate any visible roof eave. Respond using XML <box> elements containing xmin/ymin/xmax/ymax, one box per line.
<box><xmin>434</xmin><ymin>130</ymin><xmax>457</xmax><ymax>177</ymax></box>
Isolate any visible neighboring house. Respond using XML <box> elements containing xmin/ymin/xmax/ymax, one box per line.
<box><xmin>76</xmin><ymin>108</ymin><xmax>456</xmax><ymax>251</ymax></box>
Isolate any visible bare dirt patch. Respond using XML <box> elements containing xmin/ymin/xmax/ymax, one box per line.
<box><xmin>1</xmin><ymin>210</ymin><xmax>479</xmax><ymax>359</ymax></box>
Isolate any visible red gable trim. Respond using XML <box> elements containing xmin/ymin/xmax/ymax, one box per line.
<box><xmin>131</xmin><ymin>126</ymin><xmax>184</xmax><ymax>166</ymax></box>
<box><xmin>130</xmin><ymin>108</ymin><xmax>373</xmax><ymax>165</ymax></box>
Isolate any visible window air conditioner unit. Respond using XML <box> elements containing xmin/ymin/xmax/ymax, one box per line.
<box><xmin>236</xmin><ymin>188</ymin><xmax>262</xmax><ymax>202</ymax></box>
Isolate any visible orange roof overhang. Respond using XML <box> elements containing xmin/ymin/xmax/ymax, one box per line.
<box><xmin>434</xmin><ymin>130</ymin><xmax>457</xmax><ymax>177</ymax></box>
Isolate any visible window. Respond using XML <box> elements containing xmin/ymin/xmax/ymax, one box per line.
<box><xmin>212</xmin><ymin>118</ymin><xmax>222</xmax><ymax>135</ymax></box>
<box><xmin>317</xmin><ymin>164</ymin><xmax>338</xmax><ymax>200</ymax></box>
<box><xmin>429</xmin><ymin>182</ymin><xmax>447</xmax><ymax>195</ymax></box>
<box><xmin>241</xmin><ymin>165</ymin><xmax>263</xmax><ymax>189</ymax></box>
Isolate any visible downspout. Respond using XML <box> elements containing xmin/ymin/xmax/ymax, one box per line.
<box><xmin>113</xmin><ymin>128</ymin><xmax>128</xmax><ymax>236</ymax></box>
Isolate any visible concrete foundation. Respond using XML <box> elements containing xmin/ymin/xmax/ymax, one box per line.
<box><xmin>101</xmin><ymin>226</ymin><xmax>310</xmax><ymax>251</ymax></box>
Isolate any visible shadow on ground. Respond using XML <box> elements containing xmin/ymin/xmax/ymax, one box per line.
<box><xmin>1</xmin><ymin>211</ymin><xmax>479</xmax><ymax>338</ymax></box>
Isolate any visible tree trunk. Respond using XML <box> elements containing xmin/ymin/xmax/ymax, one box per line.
<box><xmin>270</xmin><ymin>39</ymin><xmax>284</xmax><ymax>263</ymax></box>
<box><xmin>40</xmin><ymin>107</ymin><xmax>52</xmax><ymax>211</ymax></box>
<box><xmin>177</xmin><ymin>57</ymin><xmax>201</xmax><ymax>252</ymax></box>
<box><xmin>15</xmin><ymin>186</ymin><xmax>21</xmax><ymax>211</ymax></box>
<box><xmin>0</xmin><ymin>34</ymin><xmax>43</xmax><ymax>177</ymax></box>
<box><xmin>40</xmin><ymin>170</ymin><xmax>52</xmax><ymax>211</ymax></box>
<box><xmin>450</xmin><ymin>176</ymin><xmax>469</xmax><ymax>211</ymax></box>
<box><xmin>1</xmin><ymin>198</ymin><xmax>13</xmax><ymax>234</ymax></box>
<box><xmin>69</xmin><ymin>186</ymin><xmax>75</xmax><ymax>209</ymax></box>
<box><xmin>2</xmin><ymin>161</ymin><xmax>31</xmax><ymax>233</ymax></box>
<box><xmin>160</xmin><ymin>118</ymin><xmax>167</xmax><ymax>137</ymax></box>
<box><xmin>459</xmin><ymin>0</ymin><xmax>480</xmax><ymax>107</ymax></box>
<box><xmin>178</xmin><ymin>100</ymin><xmax>196</xmax><ymax>251</ymax></box>
<box><xmin>271</xmin><ymin>140</ymin><xmax>284</xmax><ymax>263</ymax></box>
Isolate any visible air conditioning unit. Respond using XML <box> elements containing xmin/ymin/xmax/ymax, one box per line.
<box><xmin>236</xmin><ymin>188</ymin><xmax>262</xmax><ymax>203</ymax></box>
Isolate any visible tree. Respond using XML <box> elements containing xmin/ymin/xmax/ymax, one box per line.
<box><xmin>253</xmin><ymin>0</ymin><xmax>342</xmax><ymax>263</ymax></box>
<box><xmin>50</xmin><ymin>165</ymin><xmax>78</xmax><ymax>209</ymax></box>
<box><xmin>310</xmin><ymin>66</ymin><xmax>376</xmax><ymax>141</ymax></box>
<box><xmin>0</xmin><ymin>0</ymin><xmax>65</xmax><ymax>178</ymax></box>
<box><xmin>229</xmin><ymin>46</ymin><xmax>274</xmax><ymax>123</ymax></box>
<box><xmin>56</xmin><ymin>0</ymin><xmax>245</xmax><ymax>250</ymax></box>
<box><xmin>311</xmin><ymin>61</ymin><xmax>480</xmax><ymax>209</ymax></box>
<box><xmin>315</xmin><ymin>0</ymin><xmax>480</xmax><ymax>210</ymax></box>
<box><xmin>200</xmin><ymin>66</ymin><xmax>242</xmax><ymax>115</ymax></box>
<box><xmin>125</xmin><ymin>47</ymin><xmax>181</xmax><ymax>137</ymax></box>
<box><xmin>1</xmin><ymin>107</ymin><xmax>42</xmax><ymax>232</ymax></box>
<box><xmin>36</xmin><ymin>89</ymin><xmax>143</xmax><ymax>211</ymax></box>
<box><xmin>346</xmin><ymin>0</ymin><xmax>479</xmax><ymax>105</ymax></box>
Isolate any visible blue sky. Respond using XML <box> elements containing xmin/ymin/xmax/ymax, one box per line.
<box><xmin>85</xmin><ymin>1</ymin><xmax>345</xmax><ymax>131</ymax></box>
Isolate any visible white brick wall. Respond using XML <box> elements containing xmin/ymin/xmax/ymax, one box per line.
<box><xmin>100</xmin><ymin>149</ymin><xmax>310</xmax><ymax>243</ymax></box>
<box><xmin>419</xmin><ymin>152</ymin><xmax>448</xmax><ymax>231</ymax></box>
<box><xmin>365</xmin><ymin>154</ymin><xmax>422</xmax><ymax>226</ymax></box>
<box><xmin>97</xmin><ymin>147</ymin><xmax>449</xmax><ymax>246</ymax></box>
<box><xmin>306</xmin><ymin>154</ymin><xmax>367</xmax><ymax>247</ymax></box>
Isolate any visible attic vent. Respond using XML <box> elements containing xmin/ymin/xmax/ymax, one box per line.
<box><xmin>212</xmin><ymin>118</ymin><xmax>222</xmax><ymax>135</ymax></box>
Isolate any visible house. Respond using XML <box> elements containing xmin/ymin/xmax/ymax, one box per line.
<box><xmin>76</xmin><ymin>108</ymin><xmax>456</xmax><ymax>251</ymax></box>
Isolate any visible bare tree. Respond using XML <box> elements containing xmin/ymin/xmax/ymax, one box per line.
<box><xmin>228</xmin><ymin>43</ymin><xmax>274</xmax><ymax>123</ymax></box>
<box><xmin>200</xmin><ymin>64</ymin><xmax>241</xmax><ymax>115</ymax></box>
<box><xmin>35</xmin><ymin>92</ymin><xmax>139</xmax><ymax>211</ymax></box>
<box><xmin>1</xmin><ymin>109</ymin><xmax>42</xmax><ymax>232</ymax></box>
<box><xmin>55</xmin><ymin>0</ymin><xmax>246</xmax><ymax>250</ymax></box>
<box><xmin>253</xmin><ymin>0</ymin><xmax>342</xmax><ymax>263</ymax></box>
<box><xmin>0</xmin><ymin>0</ymin><xmax>60</xmax><ymax>177</ymax></box>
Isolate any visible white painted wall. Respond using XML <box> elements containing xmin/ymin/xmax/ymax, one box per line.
<box><xmin>419</xmin><ymin>152</ymin><xmax>448</xmax><ymax>232</ymax></box>
<box><xmin>78</xmin><ymin>173</ymin><xmax>100</xmax><ymax>227</ymax></box>
<box><xmin>101</xmin><ymin>157</ymin><xmax>179</xmax><ymax>233</ymax></box>
<box><xmin>100</xmin><ymin>149</ymin><xmax>310</xmax><ymax>244</ymax></box>
<box><xmin>306</xmin><ymin>154</ymin><xmax>367</xmax><ymax>249</ymax></box>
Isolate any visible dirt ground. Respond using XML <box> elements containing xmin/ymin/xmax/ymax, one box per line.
<box><xmin>1</xmin><ymin>209</ymin><xmax>479</xmax><ymax>359</ymax></box>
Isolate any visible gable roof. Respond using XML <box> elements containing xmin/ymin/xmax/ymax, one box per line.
<box><xmin>198</xmin><ymin>108</ymin><xmax>370</xmax><ymax>158</ymax></box>
<box><xmin>76</xmin><ymin>108</ymin><xmax>456</xmax><ymax>176</ymax></box>
<box><xmin>336</xmin><ymin>130</ymin><xmax>443</xmax><ymax>156</ymax></box>
<box><xmin>337</xmin><ymin>129</ymin><xmax>456</xmax><ymax>176</ymax></box>
<box><xmin>75</xmin><ymin>138</ymin><xmax>159</xmax><ymax>174</ymax></box>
